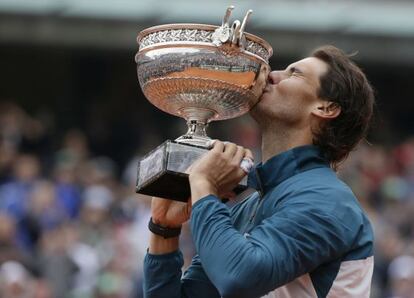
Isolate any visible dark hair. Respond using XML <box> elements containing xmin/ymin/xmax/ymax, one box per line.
<box><xmin>311</xmin><ymin>45</ymin><xmax>375</xmax><ymax>169</ymax></box>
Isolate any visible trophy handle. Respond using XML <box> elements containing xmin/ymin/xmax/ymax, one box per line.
<box><xmin>231</xmin><ymin>20</ymin><xmax>241</xmax><ymax>45</ymax></box>
<box><xmin>222</xmin><ymin>5</ymin><xmax>235</xmax><ymax>27</ymax></box>
<box><xmin>238</xmin><ymin>10</ymin><xmax>253</xmax><ymax>48</ymax></box>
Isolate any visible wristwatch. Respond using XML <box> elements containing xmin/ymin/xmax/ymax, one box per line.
<box><xmin>148</xmin><ymin>217</ymin><xmax>182</xmax><ymax>238</ymax></box>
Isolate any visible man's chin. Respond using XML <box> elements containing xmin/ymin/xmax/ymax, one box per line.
<box><xmin>254</xmin><ymin>90</ymin><xmax>269</xmax><ymax>105</ymax></box>
<box><xmin>249</xmin><ymin>101</ymin><xmax>263</xmax><ymax>122</ymax></box>
<box><xmin>249</xmin><ymin>93</ymin><xmax>275</xmax><ymax>125</ymax></box>
<box><xmin>250</xmin><ymin>93</ymin><xmax>265</xmax><ymax>112</ymax></box>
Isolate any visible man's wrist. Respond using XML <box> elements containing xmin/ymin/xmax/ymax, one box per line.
<box><xmin>148</xmin><ymin>233</ymin><xmax>179</xmax><ymax>255</ymax></box>
<box><xmin>189</xmin><ymin>176</ymin><xmax>218</xmax><ymax>204</ymax></box>
<box><xmin>148</xmin><ymin>217</ymin><xmax>182</xmax><ymax>238</ymax></box>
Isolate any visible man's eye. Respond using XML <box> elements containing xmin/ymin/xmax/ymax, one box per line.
<box><xmin>289</xmin><ymin>67</ymin><xmax>302</xmax><ymax>76</ymax></box>
<box><xmin>288</xmin><ymin>67</ymin><xmax>297</xmax><ymax>75</ymax></box>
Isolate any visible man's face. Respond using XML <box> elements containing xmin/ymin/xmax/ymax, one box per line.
<box><xmin>251</xmin><ymin>57</ymin><xmax>328</xmax><ymax>128</ymax></box>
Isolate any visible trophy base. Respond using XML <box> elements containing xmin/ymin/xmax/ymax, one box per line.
<box><xmin>136</xmin><ymin>140</ymin><xmax>247</xmax><ymax>202</ymax></box>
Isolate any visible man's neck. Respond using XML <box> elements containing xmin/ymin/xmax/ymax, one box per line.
<box><xmin>261</xmin><ymin>125</ymin><xmax>313</xmax><ymax>163</ymax></box>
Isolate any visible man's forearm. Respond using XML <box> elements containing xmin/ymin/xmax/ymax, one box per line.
<box><xmin>190</xmin><ymin>196</ymin><xmax>275</xmax><ymax>298</ymax></box>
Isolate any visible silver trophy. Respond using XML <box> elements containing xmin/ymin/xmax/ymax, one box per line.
<box><xmin>135</xmin><ymin>6</ymin><xmax>273</xmax><ymax>201</ymax></box>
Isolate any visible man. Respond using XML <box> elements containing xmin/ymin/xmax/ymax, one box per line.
<box><xmin>143</xmin><ymin>45</ymin><xmax>375</xmax><ymax>298</ymax></box>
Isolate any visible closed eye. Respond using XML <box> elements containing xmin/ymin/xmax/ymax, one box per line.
<box><xmin>289</xmin><ymin>66</ymin><xmax>302</xmax><ymax>75</ymax></box>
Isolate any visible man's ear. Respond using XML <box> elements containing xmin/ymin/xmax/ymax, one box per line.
<box><xmin>312</xmin><ymin>101</ymin><xmax>341</xmax><ymax>119</ymax></box>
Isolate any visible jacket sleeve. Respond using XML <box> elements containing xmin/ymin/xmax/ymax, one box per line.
<box><xmin>190</xmin><ymin>194</ymin><xmax>364</xmax><ymax>298</ymax></box>
<box><xmin>143</xmin><ymin>250</ymin><xmax>184</xmax><ymax>298</ymax></box>
<box><xmin>143</xmin><ymin>249</ymin><xmax>221</xmax><ymax>298</ymax></box>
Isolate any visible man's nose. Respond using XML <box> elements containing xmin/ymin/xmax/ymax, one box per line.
<box><xmin>268</xmin><ymin>71</ymin><xmax>285</xmax><ymax>85</ymax></box>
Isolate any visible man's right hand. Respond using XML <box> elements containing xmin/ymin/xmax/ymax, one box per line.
<box><xmin>149</xmin><ymin>197</ymin><xmax>191</xmax><ymax>255</ymax></box>
<box><xmin>151</xmin><ymin>196</ymin><xmax>191</xmax><ymax>228</ymax></box>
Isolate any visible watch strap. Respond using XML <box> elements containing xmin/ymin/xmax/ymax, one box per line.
<box><xmin>148</xmin><ymin>217</ymin><xmax>182</xmax><ymax>238</ymax></box>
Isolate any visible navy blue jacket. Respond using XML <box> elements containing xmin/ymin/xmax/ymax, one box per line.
<box><xmin>143</xmin><ymin>145</ymin><xmax>374</xmax><ymax>298</ymax></box>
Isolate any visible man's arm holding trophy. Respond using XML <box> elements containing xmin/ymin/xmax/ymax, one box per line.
<box><xmin>145</xmin><ymin>140</ymin><xmax>253</xmax><ymax>298</ymax></box>
<box><xmin>149</xmin><ymin>140</ymin><xmax>253</xmax><ymax>254</ymax></box>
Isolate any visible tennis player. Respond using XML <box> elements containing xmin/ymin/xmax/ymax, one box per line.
<box><xmin>144</xmin><ymin>45</ymin><xmax>375</xmax><ymax>298</ymax></box>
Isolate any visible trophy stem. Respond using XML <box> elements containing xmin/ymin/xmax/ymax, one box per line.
<box><xmin>175</xmin><ymin>120</ymin><xmax>211</xmax><ymax>148</ymax></box>
<box><xmin>186</xmin><ymin>120</ymin><xmax>208</xmax><ymax>137</ymax></box>
<box><xmin>175</xmin><ymin>107</ymin><xmax>216</xmax><ymax>147</ymax></box>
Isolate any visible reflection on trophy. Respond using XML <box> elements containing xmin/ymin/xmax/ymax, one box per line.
<box><xmin>135</xmin><ymin>6</ymin><xmax>273</xmax><ymax>201</ymax></box>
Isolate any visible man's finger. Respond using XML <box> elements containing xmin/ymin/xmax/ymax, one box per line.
<box><xmin>244</xmin><ymin>149</ymin><xmax>254</xmax><ymax>161</ymax></box>
<box><xmin>210</xmin><ymin>140</ymin><xmax>224</xmax><ymax>153</ymax></box>
<box><xmin>233</xmin><ymin>145</ymin><xmax>245</xmax><ymax>164</ymax></box>
<box><xmin>151</xmin><ymin>196</ymin><xmax>170</xmax><ymax>207</ymax></box>
<box><xmin>223</xmin><ymin>142</ymin><xmax>238</xmax><ymax>159</ymax></box>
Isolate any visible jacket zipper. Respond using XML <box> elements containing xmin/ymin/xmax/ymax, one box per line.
<box><xmin>248</xmin><ymin>168</ymin><xmax>264</xmax><ymax>223</ymax></box>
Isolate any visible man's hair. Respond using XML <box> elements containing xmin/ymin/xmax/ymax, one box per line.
<box><xmin>311</xmin><ymin>45</ymin><xmax>375</xmax><ymax>169</ymax></box>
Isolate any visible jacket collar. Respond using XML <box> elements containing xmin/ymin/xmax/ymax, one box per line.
<box><xmin>247</xmin><ymin>145</ymin><xmax>330</xmax><ymax>195</ymax></box>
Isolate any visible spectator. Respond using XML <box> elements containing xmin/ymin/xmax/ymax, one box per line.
<box><xmin>387</xmin><ymin>255</ymin><xmax>414</xmax><ymax>298</ymax></box>
<box><xmin>0</xmin><ymin>213</ymin><xmax>23</xmax><ymax>265</ymax></box>
<box><xmin>0</xmin><ymin>261</ymin><xmax>32</xmax><ymax>298</ymax></box>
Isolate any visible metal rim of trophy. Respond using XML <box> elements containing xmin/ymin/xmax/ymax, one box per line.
<box><xmin>137</xmin><ymin>23</ymin><xmax>273</xmax><ymax>64</ymax></box>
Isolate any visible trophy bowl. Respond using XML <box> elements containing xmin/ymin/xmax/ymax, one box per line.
<box><xmin>135</xmin><ymin>7</ymin><xmax>273</xmax><ymax>201</ymax></box>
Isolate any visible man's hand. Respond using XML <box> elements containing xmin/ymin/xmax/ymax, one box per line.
<box><xmin>188</xmin><ymin>140</ymin><xmax>253</xmax><ymax>204</ymax></box>
<box><xmin>148</xmin><ymin>140</ymin><xmax>252</xmax><ymax>254</ymax></box>
<box><xmin>148</xmin><ymin>197</ymin><xmax>191</xmax><ymax>255</ymax></box>
<box><xmin>151</xmin><ymin>197</ymin><xmax>191</xmax><ymax>228</ymax></box>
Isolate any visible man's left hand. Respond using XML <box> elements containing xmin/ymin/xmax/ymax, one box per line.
<box><xmin>188</xmin><ymin>140</ymin><xmax>253</xmax><ymax>204</ymax></box>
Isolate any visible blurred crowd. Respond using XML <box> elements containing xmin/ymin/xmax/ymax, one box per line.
<box><xmin>0</xmin><ymin>102</ymin><xmax>174</xmax><ymax>298</ymax></box>
<box><xmin>0</xmin><ymin>101</ymin><xmax>413</xmax><ymax>298</ymax></box>
<box><xmin>339</xmin><ymin>138</ymin><xmax>414</xmax><ymax>298</ymax></box>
